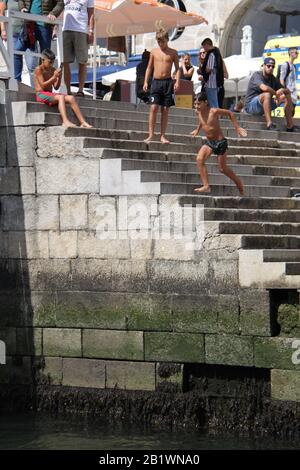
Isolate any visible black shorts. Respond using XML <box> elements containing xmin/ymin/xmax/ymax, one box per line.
<box><xmin>149</xmin><ymin>78</ymin><xmax>175</xmax><ymax>107</ymax></box>
<box><xmin>206</xmin><ymin>138</ymin><xmax>228</xmax><ymax>155</ymax></box>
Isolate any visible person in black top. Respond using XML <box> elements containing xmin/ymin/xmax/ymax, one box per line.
<box><xmin>245</xmin><ymin>57</ymin><xmax>297</xmax><ymax>131</ymax></box>
<box><xmin>136</xmin><ymin>50</ymin><xmax>152</xmax><ymax>103</ymax></box>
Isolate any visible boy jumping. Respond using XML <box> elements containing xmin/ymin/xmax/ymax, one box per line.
<box><xmin>191</xmin><ymin>92</ymin><xmax>247</xmax><ymax>195</ymax></box>
<box><xmin>143</xmin><ymin>29</ymin><xmax>180</xmax><ymax>144</ymax></box>
<box><xmin>34</xmin><ymin>49</ymin><xmax>92</xmax><ymax>129</ymax></box>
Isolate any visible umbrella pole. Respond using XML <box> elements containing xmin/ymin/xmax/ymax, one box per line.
<box><xmin>235</xmin><ymin>79</ymin><xmax>238</xmax><ymax>105</ymax></box>
<box><xmin>93</xmin><ymin>20</ymin><xmax>97</xmax><ymax>100</ymax></box>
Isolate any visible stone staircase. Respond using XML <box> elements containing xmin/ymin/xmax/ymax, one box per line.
<box><xmin>6</xmin><ymin>92</ymin><xmax>300</xmax><ymax>288</ymax></box>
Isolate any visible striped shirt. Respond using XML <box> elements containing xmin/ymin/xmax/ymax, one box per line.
<box><xmin>206</xmin><ymin>53</ymin><xmax>217</xmax><ymax>89</ymax></box>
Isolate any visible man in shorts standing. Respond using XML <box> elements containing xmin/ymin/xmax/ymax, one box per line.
<box><xmin>62</xmin><ymin>0</ymin><xmax>94</xmax><ymax>96</ymax></box>
<box><xmin>143</xmin><ymin>29</ymin><xmax>180</xmax><ymax>144</ymax></box>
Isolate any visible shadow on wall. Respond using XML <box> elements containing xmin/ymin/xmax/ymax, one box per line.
<box><xmin>0</xmin><ymin>82</ymin><xmax>36</xmax><ymax>411</ymax></box>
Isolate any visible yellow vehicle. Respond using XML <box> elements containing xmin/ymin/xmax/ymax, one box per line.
<box><xmin>263</xmin><ymin>35</ymin><xmax>300</xmax><ymax>118</ymax></box>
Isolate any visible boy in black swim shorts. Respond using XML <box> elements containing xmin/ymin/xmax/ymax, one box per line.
<box><xmin>190</xmin><ymin>92</ymin><xmax>247</xmax><ymax>194</ymax></box>
<box><xmin>143</xmin><ymin>29</ymin><xmax>180</xmax><ymax>144</ymax></box>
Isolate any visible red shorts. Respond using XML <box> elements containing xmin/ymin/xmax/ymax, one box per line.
<box><xmin>36</xmin><ymin>91</ymin><xmax>60</xmax><ymax>107</ymax></box>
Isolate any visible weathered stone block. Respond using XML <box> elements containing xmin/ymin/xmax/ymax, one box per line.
<box><xmin>43</xmin><ymin>328</ymin><xmax>82</xmax><ymax>357</ymax></box>
<box><xmin>16</xmin><ymin>327</ymin><xmax>42</xmax><ymax>355</ymax></box>
<box><xmin>145</xmin><ymin>332</ymin><xmax>204</xmax><ymax>363</ymax></box>
<box><xmin>254</xmin><ymin>337</ymin><xmax>300</xmax><ymax>370</ymax></box>
<box><xmin>0</xmin><ymin>168</ymin><xmax>20</xmax><ymax>194</ymax></box>
<box><xmin>153</xmin><ymin>239</ymin><xmax>195</xmax><ymax>261</ymax></box>
<box><xmin>60</xmin><ymin>195</ymin><xmax>88</xmax><ymax>230</ymax></box>
<box><xmin>27</xmin><ymin>259</ymin><xmax>71</xmax><ymax>290</ymax></box>
<box><xmin>19</xmin><ymin>167</ymin><xmax>35</xmax><ymax>194</ymax></box>
<box><xmin>147</xmin><ymin>260</ymin><xmax>210</xmax><ymax>295</ymax></box>
<box><xmin>106</xmin><ymin>361</ymin><xmax>155</xmax><ymax>391</ymax></box>
<box><xmin>111</xmin><ymin>260</ymin><xmax>148</xmax><ymax>292</ymax></box>
<box><xmin>271</xmin><ymin>369</ymin><xmax>300</xmax><ymax>402</ymax></box>
<box><xmin>172</xmin><ymin>295</ymin><xmax>218</xmax><ymax>334</ymax></box>
<box><xmin>8</xmin><ymin>231</ymin><xmax>49</xmax><ymax>259</ymax></box>
<box><xmin>7</xmin><ymin>127</ymin><xmax>36</xmax><ymax>166</ymax></box>
<box><xmin>126</xmin><ymin>294</ymin><xmax>172</xmax><ymax>331</ymax></box>
<box><xmin>209</xmin><ymin>259</ymin><xmax>239</xmax><ymax>295</ymax></box>
<box><xmin>70</xmin><ymin>259</ymin><xmax>112</xmax><ymax>291</ymax></box>
<box><xmin>156</xmin><ymin>362</ymin><xmax>183</xmax><ymax>392</ymax></box>
<box><xmin>205</xmin><ymin>334</ymin><xmax>254</xmax><ymax>367</ymax></box>
<box><xmin>55</xmin><ymin>291</ymin><xmax>126</xmax><ymax>329</ymax></box>
<box><xmin>118</xmin><ymin>195</ymin><xmax>159</xmax><ymax>232</ymax></box>
<box><xmin>130</xmin><ymin>239</ymin><xmax>153</xmax><ymax>260</ymax></box>
<box><xmin>36</xmin><ymin>158</ymin><xmax>99</xmax><ymax>194</ymax></box>
<box><xmin>31</xmin><ymin>292</ymin><xmax>58</xmax><ymax>327</ymax></box>
<box><xmin>239</xmin><ymin>289</ymin><xmax>272</xmax><ymax>336</ymax></box>
<box><xmin>49</xmin><ymin>231</ymin><xmax>78</xmax><ymax>258</ymax></box>
<box><xmin>39</xmin><ymin>357</ymin><xmax>63</xmax><ymax>385</ymax></box>
<box><xmin>277</xmin><ymin>304</ymin><xmax>300</xmax><ymax>337</ymax></box>
<box><xmin>62</xmin><ymin>358</ymin><xmax>106</xmax><ymax>388</ymax></box>
<box><xmin>83</xmin><ymin>330</ymin><xmax>143</xmax><ymax>360</ymax></box>
<box><xmin>0</xmin><ymin>327</ymin><xmax>16</xmax><ymax>355</ymax></box>
<box><xmin>1</xmin><ymin>195</ymin><xmax>59</xmax><ymax>230</ymax></box>
<box><xmin>88</xmin><ymin>195</ymin><xmax>116</xmax><ymax>231</ymax></box>
<box><xmin>78</xmin><ymin>232</ymin><xmax>130</xmax><ymax>259</ymax></box>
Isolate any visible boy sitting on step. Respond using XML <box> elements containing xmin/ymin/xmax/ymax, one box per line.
<box><xmin>190</xmin><ymin>91</ymin><xmax>247</xmax><ymax>195</ymax></box>
<box><xmin>34</xmin><ymin>49</ymin><xmax>92</xmax><ymax>129</ymax></box>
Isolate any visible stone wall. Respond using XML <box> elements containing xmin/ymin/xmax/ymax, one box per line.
<box><xmin>0</xmin><ymin>112</ymin><xmax>300</xmax><ymax>418</ymax></box>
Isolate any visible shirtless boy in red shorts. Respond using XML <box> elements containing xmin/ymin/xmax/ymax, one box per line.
<box><xmin>34</xmin><ymin>49</ymin><xmax>92</xmax><ymax>129</ymax></box>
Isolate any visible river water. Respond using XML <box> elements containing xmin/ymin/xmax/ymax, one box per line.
<box><xmin>0</xmin><ymin>413</ymin><xmax>298</xmax><ymax>450</ymax></box>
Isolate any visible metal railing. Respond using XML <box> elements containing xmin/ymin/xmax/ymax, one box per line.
<box><xmin>0</xmin><ymin>10</ymin><xmax>63</xmax><ymax>91</ymax></box>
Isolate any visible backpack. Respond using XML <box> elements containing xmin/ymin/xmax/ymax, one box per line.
<box><xmin>202</xmin><ymin>47</ymin><xmax>224</xmax><ymax>87</ymax></box>
<box><xmin>276</xmin><ymin>62</ymin><xmax>291</xmax><ymax>85</ymax></box>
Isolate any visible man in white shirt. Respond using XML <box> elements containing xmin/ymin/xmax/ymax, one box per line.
<box><xmin>62</xmin><ymin>0</ymin><xmax>94</xmax><ymax>96</ymax></box>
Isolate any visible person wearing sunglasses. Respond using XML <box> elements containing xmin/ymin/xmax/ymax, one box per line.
<box><xmin>244</xmin><ymin>57</ymin><xmax>297</xmax><ymax>132</ymax></box>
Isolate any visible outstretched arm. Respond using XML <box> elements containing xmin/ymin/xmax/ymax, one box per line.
<box><xmin>213</xmin><ymin>109</ymin><xmax>247</xmax><ymax>137</ymax></box>
<box><xmin>190</xmin><ymin>113</ymin><xmax>202</xmax><ymax>137</ymax></box>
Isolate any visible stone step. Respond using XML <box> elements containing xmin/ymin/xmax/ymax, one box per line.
<box><xmin>102</xmin><ymin>148</ymin><xmax>300</xmax><ymax>169</ymax></box>
<box><xmin>65</xmin><ymin>126</ymin><xmax>292</xmax><ymax>150</ymax></box>
<box><xmin>205</xmin><ymin>208</ymin><xmax>300</xmax><ymax>223</ymax></box>
<box><xmin>254</xmin><ymin>166</ymin><xmax>300</xmax><ymax>177</ymax></box>
<box><xmin>178</xmin><ymin>196</ymin><xmax>300</xmax><ymax>210</ymax></box>
<box><xmin>23</xmin><ymin>101</ymin><xmax>300</xmax><ymax>143</ymax></box>
<box><xmin>17</xmin><ymin>95</ymin><xmax>300</xmax><ymax>127</ymax></box>
<box><xmin>83</xmin><ymin>136</ymin><xmax>298</xmax><ymax>157</ymax></box>
<box><xmin>158</xmin><ymin>182</ymin><xmax>290</xmax><ymax>197</ymax></box>
<box><xmin>263</xmin><ymin>249</ymin><xmax>300</xmax><ymax>262</ymax></box>
<box><xmin>121</xmin><ymin>158</ymin><xmax>254</xmax><ymax>175</ymax></box>
<box><xmin>218</xmin><ymin>221</ymin><xmax>300</xmax><ymax>236</ymax></box>
<box><xmin>286</xmin><ymin>263</ymin><xmax>300</xmax><ymax>275</ymax></box>
<box><xmin>241</xmin><ymin>235</ymin><xmax>300</xmax><ymax>249</ymax></box>
<box><xmin>139</xmin><ymin>169</ymin><xmax>272</xmax><ymax>186</ymax></box>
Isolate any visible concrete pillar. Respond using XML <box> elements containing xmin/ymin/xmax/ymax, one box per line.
<box><xmin>241</xmin><ymin>25</ymin><xmax>253</xmax><ymax>58</ymax></box>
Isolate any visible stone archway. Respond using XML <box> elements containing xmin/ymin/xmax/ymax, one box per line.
<box><xmin>220</xmin><ymin>0</ymin><xmax>253</xmax><ymax>56</ymax></box>
<box><xmin>220</xmin><ymin>0</ymin><xmax>300</xmax><ymax>57</ymax></box>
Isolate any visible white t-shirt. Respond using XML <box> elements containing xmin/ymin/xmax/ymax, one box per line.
<box><xmin>63</xmin><ymin>0</ymin><xmax>94</xmax><ymax>34</ymax></box>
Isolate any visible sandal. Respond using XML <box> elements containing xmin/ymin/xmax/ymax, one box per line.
<box><xmin>76</xmin><ymin>91</ymin><xmax>84</xmax><ymax>97</ymax></box>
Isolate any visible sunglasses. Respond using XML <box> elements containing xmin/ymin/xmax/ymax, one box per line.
<box><xmin>265</xmin><ymin>64</ymin><xmax>275</xmax><ymax>68</ymax></box>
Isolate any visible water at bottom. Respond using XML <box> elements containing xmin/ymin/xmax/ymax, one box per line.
<box><xmin>0</xmin><ymin>413</ymin><xmax>298</xmax><ymax>450</ymax></box>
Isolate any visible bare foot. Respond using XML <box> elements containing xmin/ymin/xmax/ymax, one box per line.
<box><xmin>194</xmin><ymin>186</ymin><xmax>211</xmax><ymax>193</ymax></box>
<box><xmin>160</xmin><ymin>136</ymin><xmax>170</xmax><ymax>144</ymax></box>
<box><xmin>62</xmin><ymin>120</ymin><xmax>77</xmax><ymax>128</ymax></box>
<box><xmin>144</xmin><ymin>136</ymin><xmax>154</xmax><ymax>144</ymax></box>
<box><xmin>80</xmin><ymin>121</ymin><xmax>93</xmax><ymax>128</ymax></box>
